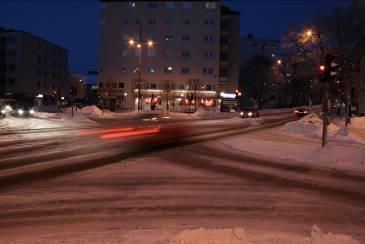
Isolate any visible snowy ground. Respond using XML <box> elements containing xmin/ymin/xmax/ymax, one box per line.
<box><xmin>216</xmin><ymin>114</ymin><xmax>365</xmax><ymax>174</ymax></box>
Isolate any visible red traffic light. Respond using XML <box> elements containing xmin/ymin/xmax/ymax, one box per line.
<box><xmin>319</xmin><ymin>65</ymin><xmax>325</xmax><ymax>72</ymax></box>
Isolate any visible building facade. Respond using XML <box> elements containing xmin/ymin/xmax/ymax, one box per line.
<box><xmin>239</xmin><ymin>35</ymin><xmax>284</xmax><ymax>108</ymax></box>
<box><xmin>99</xmin><ymin>1</ymin><xmax>229</xmax><ymax>112</ymax></box>
<box><xmin>219</xmin><ymin>6</ymin><xmax>240</xmax><ymax>112</ymax></box>
<box><xmin>0</xmin><ymin>28</ymin><xmax>69</xmax><ymax>105</ymax></box>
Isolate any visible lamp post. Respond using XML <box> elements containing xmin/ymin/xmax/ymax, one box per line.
<box><xmin>128</xmin><ymin>24</ymin><xmax>154</xmax><ymax>112</ymax></box>
<box><xmin>303</xmin><ymin>28</ymin><xmax>328</xmax><ymax>147</ymax></box>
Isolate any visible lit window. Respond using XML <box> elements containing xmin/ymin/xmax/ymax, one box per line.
<box><xmin>121</xmin><ymin>67</ymin><xmax>127</xmax><ymax>73</ymax></box>
<box><xmin>133</xmin><ymin>67</ymin><xmax>139</xmax><ymax>73</ymax></box>
<box><xmin>164</xmin><ymin>66</ymin><xmax>173</xmax><ymax>73</ymax></box>
<box><xmin>128</xmin><ymin>2</ymin><xmax>136</xmax><ymax>9</ymax></box>
<box><xmin>205</xmin><ymin>2</ymin><xmax>216</xmax><ymax>9</ymax></box>
<box><xmin>165</xmin><ymin>34</ymin><xmax>174</xmax><ymax>41</ymax></box>
<box><xmin>182</xmin><ymin>35</ymin><xmax>191</xmax><ymax>41</ymax></box>
<box><xmin>165</xmin><ymin>2</ymin><xmax>175</xmax><ymax>9</ymax></box>
<box><xmin>147</xmin><ymin>67</ymin><xmax>155</xmax><ymax>73</ymax></box>
<box><xmin>183</xmin><ymin>2</ymin><xmax>192</xmax><ymax>9</ymax></box>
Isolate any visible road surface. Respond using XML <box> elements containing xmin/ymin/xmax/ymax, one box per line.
<box><xmin>1</xmin><ymin>111</ymin><xmax>364</xmax><ymax>243</ymax></box>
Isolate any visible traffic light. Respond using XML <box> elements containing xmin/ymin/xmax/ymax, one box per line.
<box><xmin>319</xmin><ymin>54</ymin><xmax>339</xmax><ymax>83</ymax></box>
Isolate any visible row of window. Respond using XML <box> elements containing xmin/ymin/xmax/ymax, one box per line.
<box><xmin>117</xmin><ymin>66</ymin><xmax>214</xmax><ymax>74</ymax></box>
<box><xmin>98</xmin><ymin>82</ymin><xmax>216</xmax><ymax>91</ymax></box>
<box><xmin>37</xmin><ymin>68</ymin><xmax>62</xmax><ymax>79</ymax></box>
<box><xmin>1</xmin><ymin>64</ymin><xmax>16</xmax><ymax>72</ymax></box>
<box><xmin>117</xmin><ymin>34</ymin><xmax>215</xmax><ymax>43</ymax></box>
<box><xmin>118</xmin><ymin>50</ymin><xmax>215</xmax><ymax>59</ymax></box>
<box><xmin>0</xmin><ymin>50</ymin><xmax>16</xmax><ymax>57</ymax></box>
<box><xmin>37</xmin><ymin>56</ymin><xmax>64</xmax><ymax>68</ymax></box>
<box><xmin>0</xmin><ymin>78</ymin><xmax>16</xmax><ymax>86</ymax></box>
<box><xmin>36</xmin><ymin>81</ymin><xmax>58</xmax><ymax>90</ymax></box>
<box><xmin>117</xmin><ymin>18</ymin><xmax>215</xmax><ymax>26</ymax></box>
<box><xmin>101</xmin><ymin>1</ymin><xmax>216</xmax><ymax>10</ymax></box>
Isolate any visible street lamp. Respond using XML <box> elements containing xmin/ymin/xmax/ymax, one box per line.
<box><xmin>128</xmin><ymin>35</ymin><xmax>154</xmax><ymax>112</ymax></box>
<box><xmin>277</xmin><ymin>59</ymin><xmax>282</xmax><ymax>65</ymax></box>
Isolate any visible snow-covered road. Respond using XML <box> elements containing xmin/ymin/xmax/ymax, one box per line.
<box><xmin>0</xmin><ymin>111</ymin><xmax>364</xmax><ymax>243</ymax></box>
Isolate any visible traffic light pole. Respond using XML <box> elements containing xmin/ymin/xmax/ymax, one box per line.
<box><xmin>322</xmin><ymin>82</ymin><xmax>329</xmax><ymax>147</ymax></box>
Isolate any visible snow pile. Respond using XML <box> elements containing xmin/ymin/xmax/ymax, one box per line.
<box><xmin>0</xmin><ymin>116</ymin><xmax>66</xmax><ymax>130</ymax></box>
<box><xmin>191</xmin><ymin>108</ymin><xmax>238</xmax><ymax>119</ymax></box>
<box><xmin>169</xmin><ymin>226</ymin><xmax>360</xmax><ymax>244</ymax></box>
<box><xmin>280</xmin><ymin>113</ymin><xmax>365</xmax><ymax>144</ymax></box>
<box><xmin>350</xmin><ymin>116</ymin><xmax>365</xmax><ymax>129</ymax></box>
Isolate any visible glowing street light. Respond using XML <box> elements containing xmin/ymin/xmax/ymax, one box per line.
<box><xmin>277</xmin><ymin>59</ymin><xmax>282</xmax><ymax>65</ymax></box>
<box><xmin>129</xmin><ymin>39</ymin><xmax>135</xmax><ymax>45</ymax></box>
<box><xmin>137</xmin><ymin>43</ymin><xmax>141</xmax><ymax>48</ymax></box>
<box><xmin>306</xmin><ymin>30</ymin><xmax>313</xmax><ymax>37</ymax></box>
<box><xmin>147</xmin><ymin>40</ymin><xmax>153</xmax><ymax>47</ymax></box>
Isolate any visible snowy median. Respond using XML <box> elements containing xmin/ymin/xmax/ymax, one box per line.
<box><xmin>216</xmin><ymin>113</ymin><xmax>365</xmax><ymax>174</ymax></box>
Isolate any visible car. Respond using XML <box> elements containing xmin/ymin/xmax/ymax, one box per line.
<box><xmin>294</xmin><ymin>107</ymin><xmax>309</xmax><ymax>117</ymax></box>
<box><xmin>240</xmin><ymin>107</ymin><xmax>260</xmax><ymax>118</ymax></box>
<box><xmin>11</xmin><ymin>105</ymin><xmax>35</xmax><ymax>117</ymax></box>
<box><xmin>0</xmin><ymin>106</ymin><xmax>5</xmax><ymax>118</ymax></box>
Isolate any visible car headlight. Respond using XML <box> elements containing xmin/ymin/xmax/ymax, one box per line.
<box><xmin>1</xmin><ymin>109</ymin><xmax>5</xmax><ymax>114</ymax></box>
<box><xmin>18</xmin><ymin>109</ymin><xmax>24</xmax><ymax>115</ymax></box>
<box><xmin>5</xmin><ymin>105</ymin><xmax>12</xmax><ymax>111</ymax></box>
<box><xmin>240</xmin><ymin>112</ymin><xmax>244</xmax><ymax>116</ymax></box>
<box><xmin>248</xmin><ymin>112</ymin><xmax>253</xmax><ymax>116</ymax></box>
<box><xmin>29</xmin><ymin>109</ymin><xmax>35</xmax><ymax>114</ymax></box>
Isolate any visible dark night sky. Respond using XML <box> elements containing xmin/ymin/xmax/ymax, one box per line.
<box><xmin>0</xmin><ymin>0</ymin><xmax>348</xmax><ymax>75</ymax></box>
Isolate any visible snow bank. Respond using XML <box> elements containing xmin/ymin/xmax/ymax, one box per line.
<box><xmin>0</xmin><ymin>116</ymin><xmax>66</xmax><ymax>130</ymax></box>
<box><xmin>350</xmin><ymin>117</ymin><xmax>365</xmax><ymax>129</ymax></box>
<box><xmin>191</xmin><ymin>108</ymin><xmax>238</xmax><ymax>119</ymax></box>
<box><xmin>169</xmin><ymin>226</ymin><xmax>360</xmax><ymax>244</ymax></box>
<box><xmin>280</xmin><ymin>113</ymin><xmax>365</xmax><ymax>144</ymax></box>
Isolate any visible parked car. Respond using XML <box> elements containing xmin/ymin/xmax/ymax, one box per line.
<box><xmin>240</xmin><ymin>107</ymin><xmax>260</xmax><ymax>118</ymax></box>
<box><xmin>294</xmin><ymin>107</ymin><xmax>309</xmax><ymax>117</ymax></box>
<box><xmin>11</xmin><ymin>105</ymin><xmax>35</xmax><ymax>117</ymax></box>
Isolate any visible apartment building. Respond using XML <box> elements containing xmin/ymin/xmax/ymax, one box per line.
<box><xmin>219</xmin><ymin>6</ymin><xmax>240</xmax><ymax>112</ymax></box>
<box><xmin>0</xmin><ymin>28</ymin><xmax>69</xmax><ymax>105</ymax></box>
<box><xmin>99</xmin><ymin>1</ymin><xmax>224</xmax><ymax>111</ymax></box>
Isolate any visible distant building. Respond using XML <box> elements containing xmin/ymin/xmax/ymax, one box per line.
<box><xmin>240</xmin><ymin>35</ymin><xmax>280</xmax><ymax>65</ymax></box>
<box><xmin>239</xmin><ymin>35</ymin><xmax>284</xmax><ymax>108</ymax></box>
<box><xmin>99</xmin><ymin>1</ymin><xmax>239</xmax><ymax>112</ymax></box>
<box><xmin>219</xmin><ymin>6</ymin><xmax>240</xmax><ymax>112</ymax></box>
<box><xmin>0</xmin><ymin>28</ymin><xmax>69</xmax><ymax>105</ymax></box>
